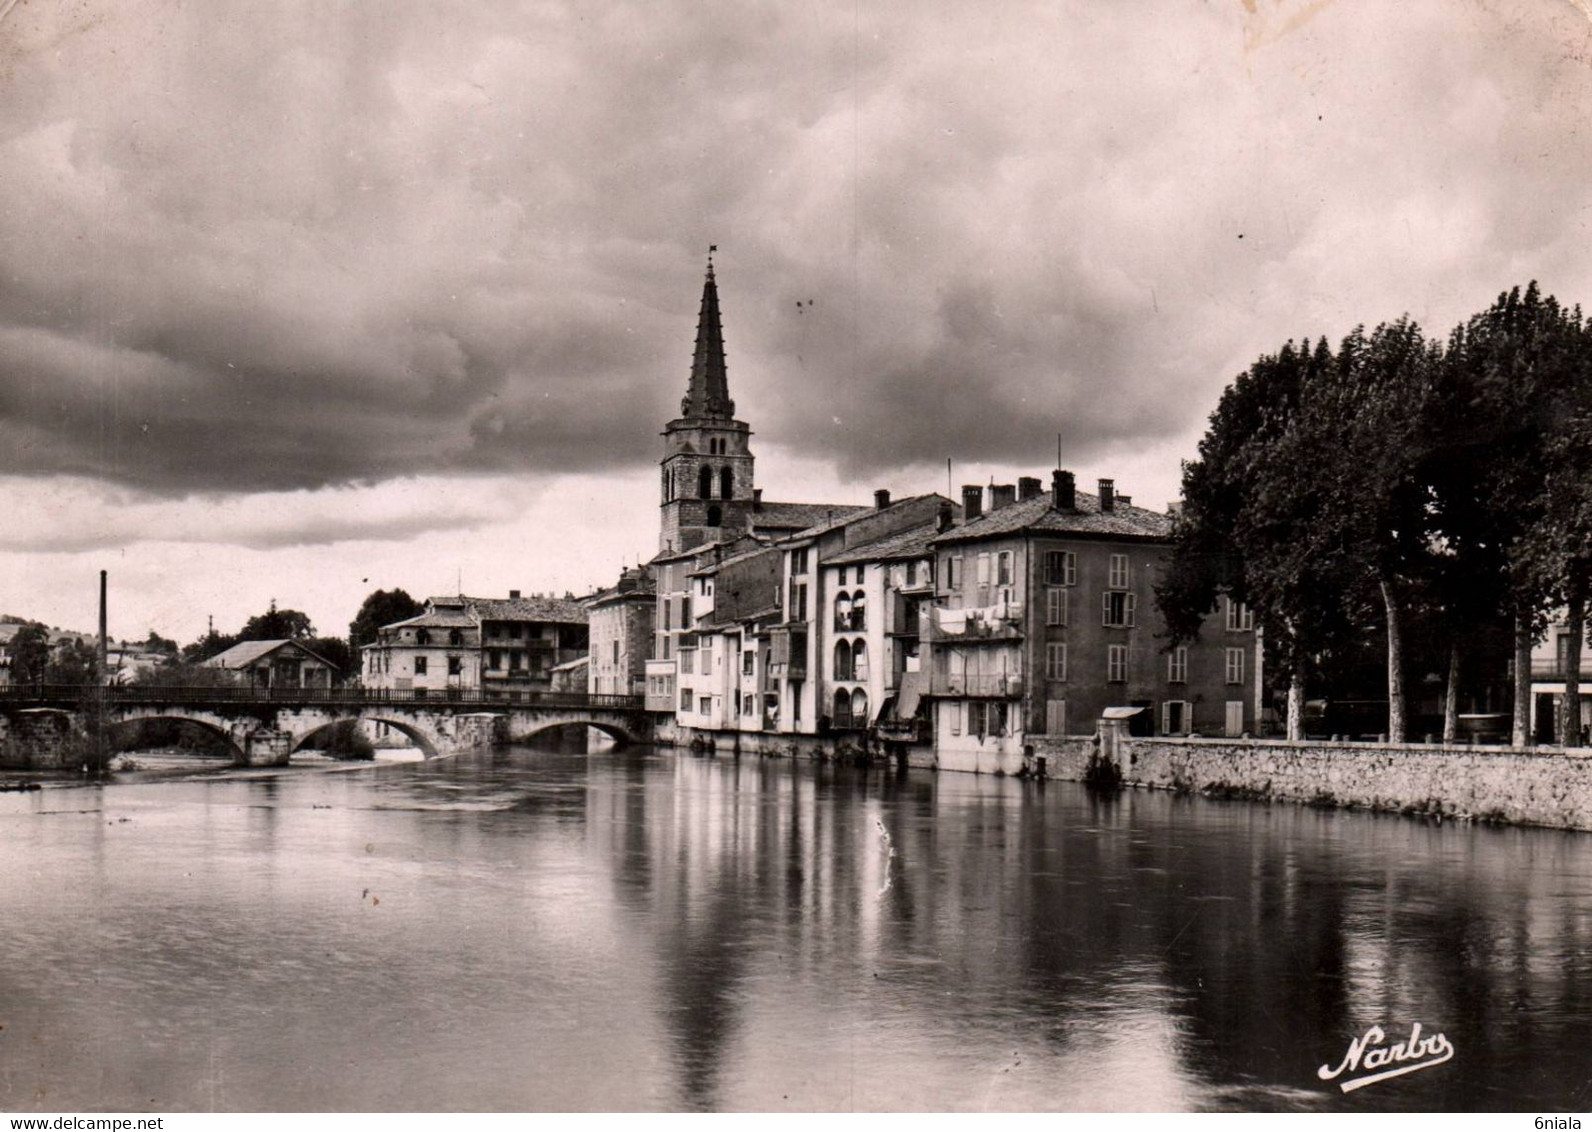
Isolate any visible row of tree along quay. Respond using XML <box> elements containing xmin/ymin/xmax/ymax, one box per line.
<box><xmin>1158</xmin><ymin>282</ymin><xmax>1592</xmax><ymax>748</ymax></box>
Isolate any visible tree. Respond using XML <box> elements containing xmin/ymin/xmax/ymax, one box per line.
<box><xmin>240</xmin><ymin>601</ymin><xmax>315</xmax><ymax>642</ymax></box>
<box><xmin>1269</xmin><ymin>319</ymin><xmax>1439</xmax><ymax>742</ymax></box>
<box><xmin>134</xmin><ymin>660</ymin><xmax>236</xmax><ymax>688</ymax></box>
<box><xmin>305</xmin><ymin>636</ymin><xmax>353</xmax><ymax>677</ymax></box>
<box><xmin>8</xmin><ymin>623</ymin><xmax>51</xmax><ymax>684</ymax></box>
<box><xmin>143</xmin><ymin>631</ymin><xmax>179</xmax><ymax>655</ymax></box>
<box><xmin>181</xmin><ymin>630</ymin><xmax>239</xmax><ymax>664</ymax></box>
<box><xmin>349</xmin><ymin>589</ymin><xmax>422</xmax><ymax>649</ymax></box>
<box><xmin>1437</xmin><ymin>284</ymin><xmax>1585</xmax><ymax>746</ymax></box>
<box><xmin>1158</xmin><ymin>337</ymin><xmax>1349</xmax><ymax>739</ymax></box>
<box><xmin>44</xmin><ymin>637</ymin><xmax>99</xmax><ymax>685</ymax></box>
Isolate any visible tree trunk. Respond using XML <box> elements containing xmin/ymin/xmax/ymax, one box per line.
<box><xmin>1513</xmin><ymin>615</ymin><xmax>1533</xmax><ymax>748</ymax></box>
<box><xmin>1559</xmin><ymin>585</ymin><xmax>1584</xmax><ymax>749</ymax></box>
<box><xmin>1286</xmin><ymin>656</ymin><xmax>1305</xmax><ymax>741</ymax></box>
<box><xmin>1442</xmin><ymin>642</ymin><xmax>1459</xmax><ymax>745</ymax></box>
<box><xmin>1380</xmin><ymin>575</ymin><xmax>1406</xmax><ymax>744</ymax></box>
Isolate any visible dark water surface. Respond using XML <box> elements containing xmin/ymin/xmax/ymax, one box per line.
<box><xmin>2</xmin><ymin>740</ymin><xmax>1590</xmax><ymax>1112</ymax></box>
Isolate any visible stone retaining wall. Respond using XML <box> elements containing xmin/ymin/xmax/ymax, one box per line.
<box><xmin>1033</xmin><ymin>730</ymin><xmax>1592</xmax><ymax>832</ymax></box>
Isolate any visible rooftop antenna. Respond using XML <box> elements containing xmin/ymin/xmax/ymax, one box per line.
<box><xmin>946</xmin><ymin>458</ymin><xmax>952</xmax><ymax>498</ymax></box>
<box><xmin>1056</xmin><ymin>432</ymin><xmax>1062</xmax><ymax>470</ymax></box>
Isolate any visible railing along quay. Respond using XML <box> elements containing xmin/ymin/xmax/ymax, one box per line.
<box><xmin>0</xmin><ymin>685</ymin><xmax>645</xmax><ymax>711</ymax></box>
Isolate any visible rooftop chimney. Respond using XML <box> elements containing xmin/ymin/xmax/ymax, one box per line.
<box><xmin>937</xmin><ymin>500</ymin><xmax>955</xmax><ymax>532</ymax></box>
<box><xmin>509</xmin><ymin>589</ymin><xmax>521</xmax><ymax>600</ymax></box>
<box><xmin>1098</xmin><ymin>478</ymin><xmax>1115</xmax><ymax>512</ymax></box>
<box><xmin>874</xmin><ymin>488</ymin><xmax>891</xmax><ymax>510</ymax></box>
<box><xmin>1117</xmin><ymin>494</ymin><xmax>1132</xmax><ymax>507</ymax></box>
<box><xmin>990</xmin><ymin>483</ymin><xmax>1017</xmax><ymax>511</ymax></box>
<box><xmin>961</xmin><ymin>484</ymin><xmax>984</xmax><ymax>521</ymax></box>
<box><xmin>753</xmin><ymin>487</ymin><xmax>763</xmax><ymax>511</ymax></box>
<box><xmin>1018</xmin><ymin>476</ymin><xmax>1042</xmax><ymax>501</ymax></box>
<box><xmin>1052</xmin><ymin>470</ymin><xmax>1076</xmax><ymax>511</ymax></box>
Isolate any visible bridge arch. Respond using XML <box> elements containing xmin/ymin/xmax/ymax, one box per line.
<box><xmin>346</xmin><ymin>715</ymin><xmax>440</xmax><ymax>759</ymax></box>
<box><xmin>515</xmin><ymin>719</ymin><xmax>637</xmax><ymax>748</ymax></box>
<box><xmin>105</xmin><ymin>714</ymin><xmax>244</xmax><ymax>760</ymax></box>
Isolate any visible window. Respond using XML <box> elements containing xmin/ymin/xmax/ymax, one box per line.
<box><xmin>682</xmin><ymin>596</ymin><xmax>692</xmax><ymax>626</ymax></box>
<box><xmin>906</xmin><ymin>561</ymin><xmax>918</xmax><ymax>587</ymax></box>
<box><xmin>1168</xmin><ymin>646</ymin><xmax>1188</xmax><ymax>683</ymax></box>
<box><xmin>663</xmin><ymin>601</ymin><xmax>671</xmax><ymax>631</ymax></box>
<box><xmin>852</xmin><ymin>641</ymin><xmax>868</xmax><ymax>682</ymax></box>
<box><xmin>510</xmin><ymin>651</ymin><xmax>522</xmax><ymax>671</ymax></box>
<box><xmin>680</xmin><ymin>686</ymin><xmax>692</xmax><ymax>711</ymax></box>
<box><xmin>414</xmin><ymin>657</ymin><xmax>428</xmax><ymax>675</ymax></box>
<box><xmin>976</xmin><ymin>553</ymin><xmax>991</xmax><ymax>586</ymax></box>
<box><xmin>791</xmin><ymin>548</ymin><xmax>810</xmax><ymax>575</ymax></box>
<box><xmin>1107</xmin><ymin>644</ymin><xmax>1127</xmax><ymax>683</ymax></box>
<box><xmin>510</xmin><ymin>624</ymin><xmax>522</xmax><ymax>639</ymax></box>
<box><xmin>1225</xmin><ymin>647</ymin><xmax>1246</xmax><ymax>685</ymax></box>
<box><xmin>699</xmin><ymin>697</ymin><xmax>711</xmax><ymax>715</ymax></box>
<box><xmin>1226</xmin><ymin>599</ymin><xmax>1255</xmax><ymax>632</ymax></box>
<box><xmin>448</xmin><ymin>629</ymin><xmax>463</xmax><ymax>646</ymax></box>
<box><xmin>416</xmin><ymin>630</ymin><xmax>430</xmax><ymax>645</ymax></box>
<box><xmin>702</xmin><ymin>649</ymin><xmax>711</xmax><ymax>675</ymax></box>
<box><xmin>1045</xmin><ymin>642</ymin><xmax>1068</xmax><ymax>681</ymax></box>
<box><xmin>447</xmin><ymin>657</ymin><xmax>461</xmax><ymax>676</ymax></box>
<box><xmin>1108</xmin><ymin>554</ymin><xmax>1130</xmax><ymax>590</ymax></box>
<box><xmin>1045</xmin><ymin>699</ymin><xmax>1067</xmax><ymax>735</ymax></box>
<box><xmin>698</xmin><ymin>466</ymin><xmax>712</xmax><ymax>499</ymax></box>
<box><xmin>1163</xmin><ymin>700</ymin><xmax>1189</xmax><ymax>735</ymax></box>
<box><xmin>834</xmin><ymin>593</ymin><xmax>852</xmax><ymax>632</ymax></box>
<box><xmin>489</xmin><ymin>650</ymin><xmax>502</xmax><ymax>670</ymax></box>
<box><xmin>997</xmin><ymin>551</ymin><xmax>1013</xmax><ymax>586</ymax></box>
<box><xmin>968</xmin><ymin>701</ymin><xmax>1008</xmax><ymax>739</ymax></box>
<box><xmin>733</xmin><ymin>689</ymin><xmax>742</xmax><ymax>715</ymax></box>
<box><xmin>681</xmin><ymin>649</ymin><xmax>695</xmax><ymax>674</ymax></box>
<box><xmin>706</xmin><ymin>505</ymin><xmax>722</xmax><ymax>527</ymax></box>
<box><xmin>743</xmin><ymin>651</ymin><xmax>755</xmax><ymax>676</ymax></box>
<box><xmin>788</xmin><ymin>583</ymin><xmax>808</xmax><ymax>622</ymax></box>
<box><xmin>834</xmin><ymin>639</ymin><xmax>853</xmax><ymax>681</ymax></box>
<box><xmin>948</xmin><ymin>701</ymin><xmax>963</xmax><ymax>735</ymax></box>
<box><xmin>720</xmin><ymin>467</ymin><xmax>733</xmax><ymax>499</ymax></box>
<box><xmin>1044</xmin><ymin>550</ymin><xmax>1076</xmax><ymax>586</ymax></box>
<box><xmin>612</xmin><ymin>640</ymin><xmax>620</xmax><ymax>664</ymax></box>
<box><xmin>852</xmin><ymin>689</ymin><xmax>868</xmax><ymax>726</ymax></box>
<box><xmin>851</xmin><ymin>591</ymin><xmax>867</xmax><ymax>631</ymax></box>
<box><xmin>1046</xmin><ymin>588</ymin><xmax>1068</xmax><ymax>626</ymax></box>
<box><xmin>833</xmin><ymin>688</ymin><xmax>853</xmax><ymax>729</ymax></box>
<box><xmin>947</xmin><ymin>555</ymin><xmax>962</xmax><ymax>589</ymax></box>
<box><xmin>1102</xmin><ymin>591</ymin><xmax>1137</xmax><ymax>627</ymax></box>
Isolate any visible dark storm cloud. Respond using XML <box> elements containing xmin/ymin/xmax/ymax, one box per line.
<box><xmin>3</xmin><ymin>0</ymin><xmax>1592</xmax><ymax>499</ymax></box>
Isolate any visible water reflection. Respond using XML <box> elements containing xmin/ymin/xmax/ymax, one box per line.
<box><xmin>1</xmin><ymin>742</ymin><xmax>1589</xmax><ymax>1111</ymax></box>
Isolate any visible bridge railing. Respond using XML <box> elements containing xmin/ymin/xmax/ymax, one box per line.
<box><xmin>0</xmin><ymin>684</ymin><xmax>645</xmax><ymax>712</ymax></box>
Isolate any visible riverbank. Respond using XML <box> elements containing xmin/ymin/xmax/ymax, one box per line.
<box><xmin>1034</xmin><ymin>732</ymin><xmax>1592</xmax><ymax>833</ymax></box>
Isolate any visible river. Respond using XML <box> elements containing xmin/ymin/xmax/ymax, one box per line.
<box><xmin>1</xmin><ymin>738</ymin><xmax>1588</xmax><ymax>1112</ymax></box>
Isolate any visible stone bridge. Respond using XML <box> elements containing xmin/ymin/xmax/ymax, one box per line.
<box><xmin>0</xmin><ymin>686</ymin><xmax>655</xmax><ymax>769</ymax></box>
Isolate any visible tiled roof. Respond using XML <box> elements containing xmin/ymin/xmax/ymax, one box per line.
<box><xmin>826</xmin><ymin>519</ymin><xmax>945</xmax><ymax>566</ymax></box>
<box><xmin>750</xmin><ymin>501</ymin><xmax>870</xmax><ymax>533</ymax></box>
<box><xmin>389</xmin><ymin>609</ymin><xmax>478</xmax><ymax>630</ymax></box>
<box><xmin>203</xmin><ymin>639</ymin><xmax>337</xmax><ymax>670</ymax></box>
<box><xmin>468</xmin><ymin>596</ymin><xmax>589</xmax><ymax>625</ymax></box>
<box><xmin>689</xmin><ymin>541</ymin><xmax>780</xmax><ymax>577</ymax></box>
<box><xmin>931</xmin><ymin>491</ymin><xmax>1173</xmax><ymax>546</ymax></box>
<box><xmin>425</xmin><ymin>595</ymin><xmax>590</xmax><ymax>625</ymax></box>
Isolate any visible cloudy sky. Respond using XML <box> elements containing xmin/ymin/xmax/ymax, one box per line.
<box><xmin>4</xmin><ymin>0</ymin><xmax>1592</xmax><ymax>645</ymax></box>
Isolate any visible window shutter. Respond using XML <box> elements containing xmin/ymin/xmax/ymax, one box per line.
<box><xmin>1127</xmin><ymin>592</ymin><xmax>1137</xmax><ymax>627</ymax></box>
<box><xmin>1102</xmin><ymin>591</ymin><xmax>1110</xmax><ymax>625</ymax></box>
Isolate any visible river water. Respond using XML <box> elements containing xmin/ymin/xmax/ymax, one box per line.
<box><xmin>1</xmin><ymin>738</ymin><xmax>1589</xmax><ymax>1113</ymax></box>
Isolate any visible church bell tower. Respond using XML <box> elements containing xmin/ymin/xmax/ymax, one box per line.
<box><xmin>659</xmin><ymin>251</ymin><xmax>756</xmax><ymax>553</ymax></box>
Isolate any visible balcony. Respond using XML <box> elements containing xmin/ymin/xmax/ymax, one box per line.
<box><xmin>886</xmin><ymin>596</ymin><xmax>924</xmax><ymax>638</ymax></box>
<box><xmin>929</xmin><ymin>673</ymin><xmax>1024</xmax><ymax>698</ymax></box>
<box><xmin>1532</xmin><ymin>659</ymin><xmax>1592</xmax><ymax>681</ymax></box>
<box><xmin>927</xmin><ymin>605</ymin><xmax>1024</xmax><ymax>645</ymax></box>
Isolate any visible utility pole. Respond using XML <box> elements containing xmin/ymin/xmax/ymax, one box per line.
<box><xmin>94</xmin><ymin>570</ymin><xmax>108</xmax><ymax>776</ymax></box>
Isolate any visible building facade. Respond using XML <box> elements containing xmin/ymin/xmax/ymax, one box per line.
<box><xmin>586</xmin><ymin>567</ymin><xmax>655</xmax><ymax>697</ymax></box>
<box><xmin>363</xmin><ymin>593</ymin><xmax>588</xmax><ymax>699</ymax></box>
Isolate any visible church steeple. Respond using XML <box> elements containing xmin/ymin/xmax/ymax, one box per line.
<box><xmin>682</xmin><ymin>251</ymin><xmax>734</xmax><ymax>419</ymax></box>
<box><xmin>659</xmin><ymin>249</ymin><xmax>755</xmax><ymax>553</ymax></box>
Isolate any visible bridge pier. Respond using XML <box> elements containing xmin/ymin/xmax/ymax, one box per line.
<box><xmin>239</xmin><ymin>728</ymin><xmax>293</xmax><ymax>767</ymax></box>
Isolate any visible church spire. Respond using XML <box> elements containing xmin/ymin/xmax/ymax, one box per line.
<box><xmin>682</xmin><ymin>248</ymin><xmax>734</xmax><ymax>419</ymax></box>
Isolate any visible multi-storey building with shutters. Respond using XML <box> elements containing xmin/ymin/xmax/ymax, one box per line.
<box><xmin>925</xmin><ymin>472</ymin><xmax>1257</xmax><ymax>772</ymax></box>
